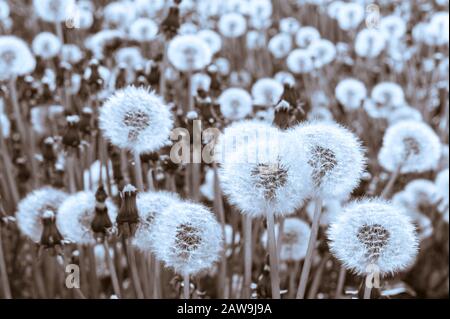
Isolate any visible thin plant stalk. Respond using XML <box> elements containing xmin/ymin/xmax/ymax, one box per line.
<box><xmin>183</xmin><ymin>273</ymin><xmax>190</xmax><ymax>299</ymax></box>
<box><xmin>266</xmin><ymin>207</ymin><xmax>281</xmax><ymax>299</ymax></box>
<box><xmin>0</xmin><ymin>226</ymin><xmax>12</xmax><ymax>298</ymax></box>
<box><xmin>363</xmin><ymin>279</ymin><xmax>372</xmax><ymax>299</ymax></box>
<box><xmin>307</xmin><ymin>254</ymin><xmax>328</xmax><ymax>299</ymax></box>
<box><xmin>381</xmin><ymin>165</ymin><xmax>402</xmax><ymax>199</ymax></box>
<box><xmin>133</xmin><ymin>152</ymin><xmax>145</xmax><ymax>192</ymax></box>
<box><xmin>243</xmin><ymin>215</ymin><xmax>252</xmax><ymax>299</ymax></box>
<box><xmin>335</xmin><ymin>265</ymin><xmax>347</xmax><ymax>298</ymax></box>
<box><xmin>296</xmin><ymin>197</ymin><xmax>322</xmax><ymax>299</ymax></box>
<box><xmin>0</xmin><ymin>128</ymin><xmax>20</xmax><ymax>205</ymax></box>
<box><xmin>123</xmin><ymin>238</ymin><xmax>145</xmax><ymax>299</ymax></box>
<box><xmin>103</xmin><ymin>240</ymin><xmax>122</xmax><ymax>298</ymax></box>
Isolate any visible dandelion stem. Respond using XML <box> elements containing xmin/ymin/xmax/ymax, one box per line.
<box><xmin>381</xmin><ymin>165</ymin><xmax>401</xmax><ymax>199</ymax></box>
<box><xmin>335</xmin><ymin>265</ymin><xmax>346</xmax><ymax>298</ymax></box>
<box><xmin>133</xmin><ymin>152</ymin><xmax>145</xmax><ymax>192</ymax></box>
<box><xmin>296</xmin><ymin>197</ymin><xmax>322</xmax><ymax>299</ymax></box>
<box><xmin>363</xmin><ymin>279</ymin><xmax>372</xmax><ymax>299</ymax></box>
<box><xmin>307</xmin><ymin>254</ymin><xmax>328</xmax><ymax>299</ymax></box>
<box><xmin>103</xmin><ymin>240</ymin><xmax>122</xmax><ymax>298</ymax></box>
<box><xmin>243</xmin><ymin>215</ymin><xmax>252</xmax><ymax>299</ymax></box>
<box><xmin>0</xmin><ymin>226</ymin><xmax>12</xmax><ymax>298</ymax></box>
<box><xmin>266</xmin><ymin>207</ymin><xmax>281</xmax><ymax>299</ymax></box>
<box><xmin>183</xmin><ymin>273</ymin><xmax>190</xmax><ymax>299</ymax></box>
<box><xmin>0</xmin><ymin>129</ymin><xmax>20</xmax><ymax>205</ymax></box>
<box><xmin>124</xmin><ymin>237</ymin><xmax>145</xmax><ymax>299</ymax></box>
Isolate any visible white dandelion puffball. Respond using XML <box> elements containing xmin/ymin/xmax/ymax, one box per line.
<box><xmin>103</xmin><ymin>1</ymin><xmax>136</xmax><ymax>29</ymax></box>
<box><xmin>218</xmin><ymin>13</ymin><xmax>247</xmax><ymax>38</ymax></box>
<box><xmin>85</xmin><ymin>29</ymin><xmax>126</xmax><ymax>59</ymax></box>
<box><xmin>32</xmin><ymin>32</ymin><xmax>61</xmax><ymax>59</ymax></box>
<box><xmin>218</xmin><ymin>88</ymin><xmax>253</xmax><ymax>121</ymax></box>
<box><xmin>61</xmin><ymin>44</ymin><xmax>83</xmax><ymax>64</ymax></box>
<box><xmin>251</xmin><ymin>78</ymin><xmax>284</xmax><ymax>107</ymax></box>
<box><xmin>132</xmin><ymin>191</ymin><xmax>181</xmax><ymax>252</ymax></box>
<box><xmin>246</xmin><ymin>30</ymin><xmax>266</xmax><ymax>50</ymax></box>
<box><xmin>280</xmin><ymin>17</ymin><xmax>300</xmax><ymax>34</ymax></box>
<box><xmin>308</xmin><ymin>39</ymin><xmax>336</xmax><ymax>68</ymax></box>
<box><xmin>378</xmin><ymin>120</ymin><xmax>441</xmax><ymax>174</ymax></box>
<box><xmin>327</xmin><ymin>1</ymin><xmax>344</xmax><ymax>19</ymax></box>
<box><xmin>268</xmin><ymin>33</ymin><xmax>293</xmax><ymax>59</ymax></box>
<box><xmin>33</xmin><ymin>0</ymin><xmax>75</xmax><ymax>23</ymax></box>
<box><xmin>218</xmin><ymin>131</ymin><xmax>311</xmax><ymax>217</ymax></box>
<box><xmin>435</xmin><ymin>169</ymin><xmax>449</xmax><ymax>214</ymax></box>
<box><xmin>99</xmin><ymin>86</ymin><xmax>173</xmax><ymax>154</ymax></box>
<box><xmin>57</xmin><ymin>191</ymin><xmax>118</xmax><ymax>245</ymax></box>
<box><xmin>167</xmin><ymin>35</ymin><xmax>212</xmax><ymax>72</ymax></box>
<box><xmin>354</xmin><ymin>28</ymin><xmax>386</xmax><ymax>59</ymax></box>
<box><xmin>379</xmin><ymin>15</ymin><xmax>407</xmax><ymax>40</ymax></box>
<box><xmin>150</xmin><ymin>201</ymin><xmax>223</xmax><ymax>275</ymax></box>
<box><xmin>129</xmin><ymin>18</ymin><xmax>158</xmax><ymax>42</ymax></box>
<box><xmin>261</xmin><ymin>218</ymin><xmax>311</xmax><ymax>262</ymax></box>
<box><xmin>214</xmin><ymin>120</ymin><xmax>280</xmax><ymax>164</ymax></box>
<box><xmin>387</xmin><ymin>106</ymin><xmax>423</xmax><ymax>125</ymax></box>
<box><xmin>1</xmin><ymin>113</ymin><xmax>10</xmax><ymax>138</ymax></box>
<box><xmin>371</xmin><ymin>82</ymin><xmax>405</xmax><ymax>108</ymax></box>
<box><xmin>295</xmin><ymin>26</ymin><xmax>320</xmax><ymax>48</ymax></box>
<box><xmin>223</xmin><ymin>0</ymin><xmax>249</xmax><ymax>14</ymax></box>
<box><xmin>335</xmin><ymin>78</ymin><xmax>367</xmax><ymax>111</ymax></box>
<box><xmin>337</xmin><ymin>2</ymin><xmax>364</xmax><ymax>31</ymax></box>
<box><xmin>16</xmin><ymin>187</ymin><xmax>68</xmax><ymax>243</ymax></box>
<box><xmin>404</xmin><ymin>179</ymin><xmax>439</xmax><ymax>209</ymax></box>
<box><xmin>0</xmin><ymin>36</ymin><xmax>36</xmax><ymax>80</ymax></box>
<box><xmin>274</xmin><ymin>71</ymin><xmax>296</xmax><ymax>86</ymax></box>
<box><xmin>288</xmin><ymin>121</ymin><xmax>366</xmax><ymax>199</ymax></box>
<box><xmin>287</xmin><ymin>49</ymin><xmax>314</xmax><ymax>74</ymax></box>
<box><xmin>197</xmin><ymin>30</ymin><xmax>222</xmax><ymax>55</ymax></box>
<box><xmin>134</xmin><ymin>0</ymin><xmax>165</xmax><ymax>17</ymax></box>
<box><xmin>248</xmin><ymin>0</ymin><xmax>272</xmax><ymax>20</ymax></box>
<box><xmin>190</xmin><ymin>73</ymin><xmax>211</xmax><ymax>95</ymax></box>
<box><xmin>179</xmin><ymin>22</ymin><xmax>198</xmax><ymax>36</ymax></box>
<box><xmin>429</xmin><ymin>11</ymin><xmax>449</xmax><ymax>45</ymax></box>
<box><xmin>328</xmin><ymin>199</ymin><xmax>418</xmax><ymax>276</ymax></box>
<box><xmin>115</xmin><ymin>47</ymin><xmax>144</xmax><ymax>70</ymax></box>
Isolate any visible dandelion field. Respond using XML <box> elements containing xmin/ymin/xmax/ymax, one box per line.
<box><xmin>0</xmin><ymin>0</ymin><xmax>448</xmax><ymax>301</ymax></box>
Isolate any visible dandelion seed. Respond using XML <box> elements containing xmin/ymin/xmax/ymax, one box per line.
<box><xmin>328</xmin><ymin>198</ymin><xmax>418</xmax><ymax>275</ymax></box>
<box><xmin>268</xmin><ymin>33</ymin><xmax>293</xmax><ymax>59</ymax></box>
<box><xmin>197</xmin><ymin>30</ymin><xmax>222</xmax><ymax>55</ymax></box>
<box><xmin>251</xmin><ymin>78</ymin><xmax>284</xmax><ymax>107</ymax></box>
<box><xmin>378</xmin><ymin>120</ymin><xmax>441</xmax><ymax>174</ymax></box>
<box><xmin>335</xmin><ymin>78</ymin><xmax>367</xmax><ymax>111</ymax></box>
<box><xmin>379</xmin><ymin>15</ymin><xmax>407</xmax><ymax>40</ymax></box>
<box><xmin>99</xmin><ymin>85</ymin><xmax>173</xmax><ymax>154</ymax></box>
<box><xmin>31</xmin><ymin>32</ymin><xmax>61</xmax><ymax>60</ymax></box>
<box><xmin>371</xmin><ymin>82</ymin><xmax>405</xmax><ymax>109</ymax></box>
<box><xmin>336</xmin><ymin>2</ymin><xmax>364</xmax><ymax>31</ymax></box>
<box><xmin>295</xmin><ymin>26</ymin><xmax>320</xmax><ymax>48</ymax></box>
<box><xmin>354</xmin><ymin>28</ymin><xmax>386</xmax><ymax>59</ymax></box>
<box><xmin>286</xmin><ymin>49</ymin><xmax>314</xmax><ymax>74</ymax></box>
<box><xmin>218</xmin><ymin>13</ymin><xmax>247</xmax><ymax>38</ymax></box>
<box><xmin>56</xmin><ymin>191</ymin><xmax>117</xmax><ymax>245</ymax></box>
<box><xmin>16</xmin><ymin>187</ymin><xmax>68</xmax><ymax>243</ymax></box>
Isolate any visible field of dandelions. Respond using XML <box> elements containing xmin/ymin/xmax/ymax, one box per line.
<box><xmin>0</xmin><ymin>0</ymin><xmax>448</xmax><ymax>300</ymax></box>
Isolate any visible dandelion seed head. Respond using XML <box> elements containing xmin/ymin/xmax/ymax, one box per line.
<box><xmin>378</xmin><ymin>120</ymin><xmax>441</xmax><ymax>173</ymax></box>
<box><xmin>85</xmin><ymin>29</ymin><xmax>125</xmax><ymax>59</ymax></box>
<box><xmin>251</xmin><ymin>78</ymin><xmax>284</xmax><ymax>107</ymax></box>
<box><xmin>287</xmin><ymin>49</ymin><xmax>314</xmax><ymax>74</ymax></box>
<box><xmin>387</xmin><ymin>106</ymin><xmax>423</xmax><ymax>125</ymax></box>
<box><xmin>371</xmin><ymin>82</ymin><xmax>405</xmax><ymax>108</ymax></box>
<box><xmin>103</xmin><ymin>1</ymin><xmax>136</xmax><ymax>29</ymax></box>
<box><xmin>99</xmin><ymin>85</ymin><xmax>173</xmax><ymax>154</ymax></box>
<box><xmin>218</xmin><ymin>13</ymin><xmax>247</xmax><ymax>38</ymax></box>
<box><xmin>336</xmin><ymin>2</ymin><xmax>364</xmax><ymax>31</ymax></box>
<box><xmin>261</xmin><ymin>218</ymin><xmax>311</xmax><ymax>261</ymax></box>
<box><xmin>167</xmin><ymin>34</ymin><xmax>212</xmax><ymax>72</ymax></box>
<box><xmin>328</xmin><ymin>198</ymin><xmax>419</xmax><ymax>275</ymax></box>
<box><xmin>246</xmin><ymin>30</ymin><xmax>266</xmax><ymax>50</ymax></box>
<box><xmin>190</xmin><ymin>73</ymin><xmax>211</xmax><ymax>95</ymax></box>
<box><xmin>134</xmin><ymin>0</ymin><xmax>165</xmax><ymax>18</ymax></box>
<box><xmin>280</xmin><ymin>17</ymin><xmax>300</xmax><ymax>34</ymax></box>
<box><xmin>197</xmin><ymin>29</ymin><xmax>222</xmax><ymax>55</ymax></box>
<box><xmin>268</xmin><ymin>33</ymin><xmax>293</xmax><ymax>59</ymax></box>
<box><xmin>308</xmin><ymin>39</ymin><xmax>336</xmax><ymax>68</ymax></box>
<box><xmin>61</xmin><ymin>44</ymin><xmax>83</xmax><ymax>64</ymax></box>
<box><xmin>335</xmin><ymin>78</ymin><xmax>367</xmax><ymax>111</ymax></box>
<box><xmin>33</xmin><ymin>0</ymin><xmax>75</xmax><ymax>23</ymax></box>
<box><xmin>0</xmin><ymin>36</ymin><xmax>36</xmax><ymax>80</ymax></box>
<box><xmin>0</xmin><ymin>0</ymin><xmax>9</xmax><ymax>19</ymax></box>
<box><xmin>132</xmin><ymin>191</ymin><xmax>181</xmax><ymax>252</ymax></box>
<box><xmin>379</xmin><ymin>15</ymin><xmax>407</xmax><ymax>39</ymax></box>
<box><xmin>248</xmin><ymin>0</ymin><xmax>272</xmax><ymax>20</ymax></box>
<box><xmin>150</xmin><ymin>201</ymin><xmax>223</xmax><ymax>275</ymax></box>
<box><xmin>288</xmin><ymin>121</ymin><xmax>366</xmax><ymax>198</ymax></box>
<box><xmin>115</xmin><ymin>47</ymin><xmax>144</xmax><ymax>70</ymax></box>
<box><xmin>32</xmin><ymin>32</ymin><xmax>61</xmax><ymax>60</ymax></box>
<box><xmin>435</xmin><ymin>168</ymin><xmax>449</xmax><ymax>215</ymax></box>
<box><xmin>56</xmin><ymin>191</ymin><xmax>117</xmax><ymax>245</ymax></box>
<box><xmin>129</xmin><ymin>18</ymin><xmax>158</xmax><ymax>42</ymax></box>
<box><xmin>355</xmin><ymin>28</ymin><xmax>386</xmax><ymax>59</ymax></box>
<box><xmin>274</xmin><ymin>71</ymin><xmax>296</xmax><ymax>86</ymax></box>
<box><xmin>295</xmin><ymin>26</ymin><xmax>320</xmax><ymax>48</ymax></box>
<box><xmin>219</xmin><ymin>131</ymin><xmax>311</xmax><ymax>217</ymax></box>
<box><xmin>16</xmin><ymin>187</ymin><xmax>68</xmax><ymax>243</ymax></box>
<box><xmin>218</xmin><ymin>88</ymin><xmax>253</xmax><ymax>121</ymax></box>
